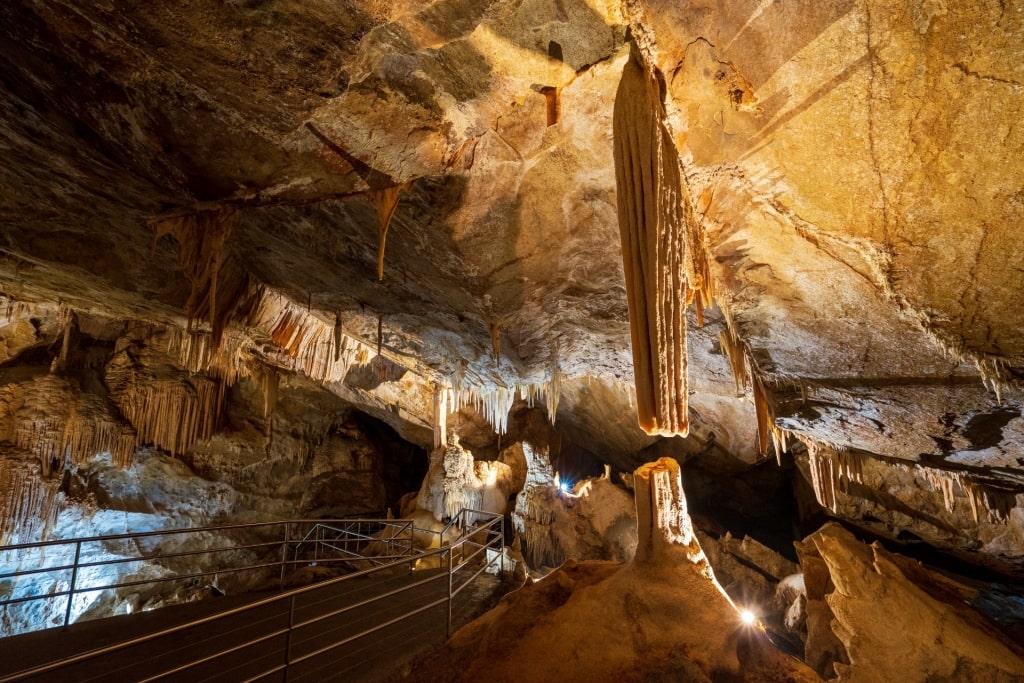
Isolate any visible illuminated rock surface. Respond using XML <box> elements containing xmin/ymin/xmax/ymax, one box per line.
<box><xmin>405</xmin><ymin>458</ymin><xmax>822</xmax><ymax>682</ymax></box>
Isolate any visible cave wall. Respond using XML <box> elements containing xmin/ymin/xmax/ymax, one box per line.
<box><xmin>617</xmin><ymin>0</ymin><xmax>1024</xmax><ymax>572</ymax></box>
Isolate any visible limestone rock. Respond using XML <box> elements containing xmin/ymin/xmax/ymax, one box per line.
<box><xmin>799</xmin><ymin>523</ymin><xmax>1024</xmax><ymax>682</ymax></box>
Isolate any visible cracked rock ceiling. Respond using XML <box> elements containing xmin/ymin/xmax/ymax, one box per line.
<box><xmin>1</xmin><ymin>1</ymin><xmax>1023</xmax><ymax>563</ymax></box>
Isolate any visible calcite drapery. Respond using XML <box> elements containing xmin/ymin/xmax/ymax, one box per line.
<box><xmin>613</xmin><ymin>46</ymin><xmax>692</xmax><ymax>437</ymax></box>
<box><xmin>0</xmin><ymin>459</ymin><xmax>61</xmax><ymax>544</ymax></box>
<box><xmin>151</xmin><ymin>208</ymin><xmax>238</xmax><ymax>345</ymax></box>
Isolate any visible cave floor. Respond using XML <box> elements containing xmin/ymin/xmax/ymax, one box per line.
<box><xmin>0</xmin><ymin>566</ymin><xmax>502</xmax><ymax>682</ymax></box>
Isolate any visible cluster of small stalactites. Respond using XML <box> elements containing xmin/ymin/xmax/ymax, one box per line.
<box><xmin>805</xmin><ymin>442</ymin><xmax>862</xmax><ymax>513</ymax></box>
<box><xmin>919</xmin><ymin>466</ymin><xmax>1015</xmax><ymax>525</ymax></box>
<box><xmin>245</xmin><ymin>287</ymin><xmax>373</xmax><ymax>384</ymax></box>
<box><xmin>165</xmin><ymin>326</ymin><xmax>250</xmax><ymax>385</ymax></box>
<box><xmin>115</xmin><ymin>379</ymin><xmax>225</xmax><ymax>458</ymax></box>
<box><xmin>433</xmin><ymin>369</ymin><xmax>563</xmax><ymax>441</ymax></box>
<box><xmin>0</xmin><ymin>459</ymin><xmax>62</xmax><ymax>545</ymax></box>
<box><xmin>805</xmin><ymin>442</ymin><xmax>1017</xmax><ymax>526</ymax></box>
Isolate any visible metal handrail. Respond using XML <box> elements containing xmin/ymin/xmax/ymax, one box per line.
<box><xmin>0</xmin><ymin>508</ymin><xmax>506</xmax><ymax>683</ymax></box>
<box><xmin>1</xmin><ymin>516</ymin><xmax>428</xmax><ymax>632</ymax></box>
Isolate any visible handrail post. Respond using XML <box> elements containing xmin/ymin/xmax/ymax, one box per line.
<box><xmin>282</xmin><ymin>594</ymin><xmax>296</xmax><ymax>682</ymax></box>
<box><xmin>279</xmin><ymin>523</ymin><xmax>289</xmax><ymax>590</ymax></box>
<box><xmin>63</xmin><ymin>540</ymin><xmax>82</xmax><ymax>629</ymax></box>
<box><xmin>446</xmin><ymin>547</ymin><xmax>453</xmax><ymax>638</ymax></box>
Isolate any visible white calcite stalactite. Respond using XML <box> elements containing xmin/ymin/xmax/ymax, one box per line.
<box><xmin>166</xmin><ymin>327</ymin><xmax>249</xmax><ymax>385</ymax></box>
<box><xmin>546</xmin><ymin>360</ymin><xmax>561</xmax><ymax>425</ymax></box>
<box><xmin>613</xmin><ymin>46</ymin><xmax>691</xmax><ymax>437</ymax></box>
<box><xmin>452</xmin><ymin>384</ymin><xmax>515</xmax><ymax>435</ymax></box>
<box><xmin>514</xmin><ymin>372</ymin><xmax>561</xmax><ymax>426</ymax></box>
<box><xmin>922</xmin><ymin>467</ymin><xmax>960</xmax><ymax>516</ymax></box>
<box><xmin>116</xmin><ymin>379</ymin><xmax>225</xmax><ymax>457</ymax></box>
<box><xmin>807</xmin><ymin>444</ymin><xmax>864</xmax><ymax>513</ymax></box>
<box><xmin>808</xmin><ymin>447</ymin><xmax>836</xmax><ymax>512</ymax></box>
<box><xmin>920</xmin><ymin>466</ymin><xmax>1015</xmax><ymax>525</ymax></box>
<box><xmin>0</xmin><ymin>459</ymin><xmax>62</xmax><ymax>545</ymax></box>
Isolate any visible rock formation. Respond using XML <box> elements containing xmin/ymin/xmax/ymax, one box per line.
<box><xmin>0</xmin><ymin>0</ymin><xmax>1022</xmax><ymax>677</ymax></box>
<box><xmin>404</xmin><ymin>457</ymin><xmax>822</xmax><ymax>682</ymax></box>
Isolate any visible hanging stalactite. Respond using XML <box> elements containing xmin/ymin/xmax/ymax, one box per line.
<box><xmin>368</xmin><ymin>183</ymin><xmax>412</xmax><ymax>281</ymax></box>
<box><xmin>374</xmin><ymin>315</ymin><xmax>387</xmax><ymax>381</ymax></box>
<box><xmin>0</xmin><ymin>459</ymin><xmax>62</xmax><ymax>545</ymax></box>
<box><xmin>151</xmin><ymin>208</ymin><xmax>240</xmax><ymax>347</ymax></box>
<box><xmin>114</xmin><ymin>378</ymin><xmax>225</xmax><ymax>457</ymax></box>
<box><xmin>613</xmin><ymin>44</ymin><xmax>692</xmax><ymax>437</ymax></box>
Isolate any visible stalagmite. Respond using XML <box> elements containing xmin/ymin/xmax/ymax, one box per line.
<box><xmin>512</xmin><ymin>443</ymin><xmax>564</xmax><ymax>568</ymax></box>
<box><xmin>613</xmin><ymin>45</ymin><xmax>692</xmax><ymax>437</ymax></box>
<box><xmin>433</xmin><ymin>384</ymin><xmax>449</xmax><ymax>449</ymax></box>
<box><xmin>633</xmin><ymin>457</ymin><xmax>707</xmax><ymax>567</ymax></box>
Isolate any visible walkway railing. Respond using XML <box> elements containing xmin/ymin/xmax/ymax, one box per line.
<box><xmin>0</xmin><ymin>516</ymin><xmax>419</xmax><ymax>633</ymax></box>
<box><xmin>0</xmin><ymin>509</ymin><xmax>505</xmax><ymax>682</ymax></box>
<box><xmin>293</xmin><ymin>518</ymin><xmax>416</xmax><ymax>568</ymax></box>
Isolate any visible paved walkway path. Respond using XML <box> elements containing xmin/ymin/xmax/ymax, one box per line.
<box><xmin>0</xmin><ymin>565</ymin><xmax>501</xmax><ymax>682</ymax></box>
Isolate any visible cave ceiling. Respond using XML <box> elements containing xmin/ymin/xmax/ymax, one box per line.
<box><xmin>1</xmin><ymin>0</ymin><xmax>1023</xmax><ymax>507</ymax></box>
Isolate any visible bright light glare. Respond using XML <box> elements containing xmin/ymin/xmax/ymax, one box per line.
<box><xmin>559</xmin><ymin>482</ymin><xmax>569</xmax><ymax>493</ymax></box>
<box><xmin>740</xmin><ymin>609</ymin><xmax>756</xmax><ymax>625</ymax></box>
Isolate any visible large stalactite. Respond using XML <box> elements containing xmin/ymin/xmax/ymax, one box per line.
<box><xmin>613</xmin><ymin>45</ymin><xmax>692</xmax><ymax>437</ymax></box>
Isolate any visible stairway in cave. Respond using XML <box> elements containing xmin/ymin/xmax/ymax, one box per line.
<box><xmin>0</xmin><ymin>566</ymin><xmax>502</xmax><ymax>682</ymax></box>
